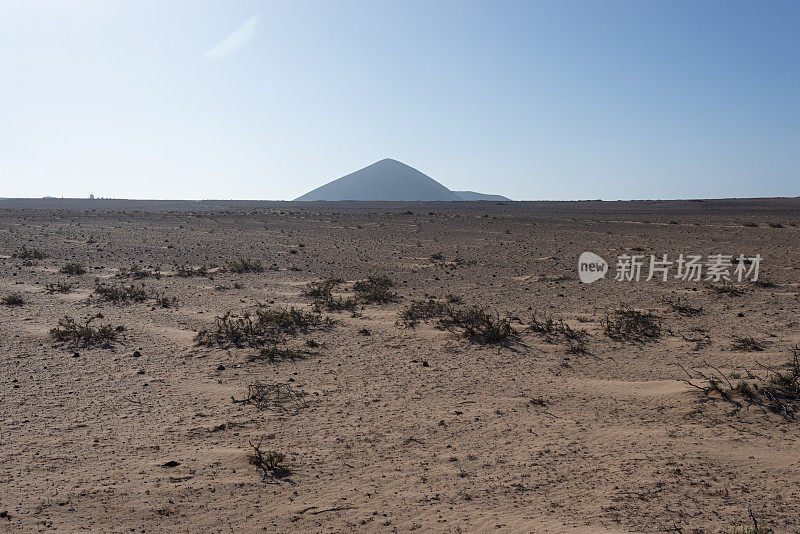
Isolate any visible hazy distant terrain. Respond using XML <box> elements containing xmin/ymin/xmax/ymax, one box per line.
<box><xmin>1</xmin><ymin>198</ymin><xmax>799</xmax><ymax>532</ymax></box>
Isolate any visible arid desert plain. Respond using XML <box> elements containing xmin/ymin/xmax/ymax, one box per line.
<box><xmin>1</xmin><ymin>198</ymin><xmax>799</xmax><ymax>533</ymax></box>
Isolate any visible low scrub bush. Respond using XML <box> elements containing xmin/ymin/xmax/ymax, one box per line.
<box><xmin>678</xmin><ymin>347</ymin><xmax>800</xmax><ymax>418</ymax></box>
<box><xmin>12</xmin><ymin>246</ymin><xmax>47</xmax><ymax>260</ymax></box>
<box><xmin>353</xmin><ymin>275</ymin><xmax>396</xmax><ymax>303</ymax></box>
<box><xmin>196</xmin><ymin>306</ymin><xmax>328</xmax><ymax>348</ymax></box>
<box><xmin>440</xmin><ymin>305</ymin><xmax>514</xmax><ymax>344</ymax></box>
<box><xmin>731</xmin><ymin>335</ymin><xmax>766</xmax><ymax>352</ymax></box>
<box><xmin>117</xmin><ymin>265</ymin><xmax>161</xmax><ymax>279</ymax></box>
<box><xmin>399</xmin><ymin>298</ymin><xmax>450</xmax><ymax>326</ymax></box>
<box><xmin>603</xmin><ymin>305</ymin><xmax>661</xmax><ymax>341</ymax></box>
<box><xmin>234</xmin><ymin>381</ymin><xmax>306</xmax><ymax>412</ymax></box>
<box><xmin>2</xmin><ymin>293</ymin><xmax>25</xmax><ymax>306</ymax></box>
<box><xmin>303</xmin><ymin>278</ymin><xmax>356</xmax><ymax>311</ymax></box>
<box><xmin>45</xmin><ymin>281</ymin><xmax>73</xmax><ymax>294</ymax></box>
<box><xmin>50</xmin><ymin>314</ymin><xmax>122</xmax><ymax>345</ymax></box>
<box><xmin>248</xmin><ymin>441</ymin><xmax>291</xmax><ymax>481</ymax></box>
<box><xmin>94</xmin><ymin>282</ymin><xmax>149</xmax><ymax>303</ymax></box>
<box><xmin>226</xmin><ymin>258</ymin><xmax>264</xmax><ymax>273</ymax></box>
<box><xmin>60</xmin><ymin>263</ymin><xmax>86</xmax><ymax>275</ymax></box>
<box><xmin>662</xmin><ymin>296</ymin><xmax>703</xmax><ymax>317</ymax></box>
<box><xmin>175</xmin><ymin>263</ymin><xmax>211</xmax><ymax>277</ymax></box>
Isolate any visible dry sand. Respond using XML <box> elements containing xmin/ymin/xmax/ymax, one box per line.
<box><xmin>1</xmin><ymin>198</ymin><xmax>799</xmax><ymax>532</ymax></box>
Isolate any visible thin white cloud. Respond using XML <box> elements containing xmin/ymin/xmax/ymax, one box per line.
<box><xmin>206</xmin><ymin>14</ymin><xmax>259</xmax><ymax>59</ymax></box>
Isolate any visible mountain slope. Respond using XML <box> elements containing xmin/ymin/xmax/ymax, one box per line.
<box><xmin>454</xmin><ymin>191</ymin><xmax>511</xmax><ymax>201</ymax></box>
<box><xmin>295</xmin><ymin>159</ymin><xmax>462</xmax><ymax>201</ymax></box>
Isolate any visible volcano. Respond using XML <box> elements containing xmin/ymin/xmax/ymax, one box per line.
<box><xmin>294</xmin><ymin>159</ymin><xmax>509</xmax><ymax>201</ymax></box>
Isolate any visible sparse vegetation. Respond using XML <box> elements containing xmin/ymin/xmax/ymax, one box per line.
<box><xmin>678</xmin><ymin>346</ymin><xmax>800</xmax><ymax>418</ymax></box>
<box><xmin>117</xmin><ymin>264</ymin><xmax>161</xmax><ymax>279</ymax></box>
<box><xmin>197</xmin><ymin>311</ymin><xmax>272</xmax><ymax>347</ymax></box>
<box><xmin>50</xmin><ymin>314</ymin><xmax>122</xmax><ymax>346</ymax></box>
<box><xmin>60</xmin><ymin>263</ymin><xmax>86</xmax><ymax>275</ymax></box>
<box><xmin>566</xmin><ymin>340</ymin><xmax>589</xmax><ymax>355</ymax></box>
<box><xmin>12</xmin><ymin>246</ymin><xmax>47</xmax><ymax>260</ymax></box>
<box><xmin>154</xmin><ymin>293</ymin><xmax>178</xmax><ymax>308</ymax></box>
<box><xmin>529</xmin><ymin>313</ymin><xmax>587</xmax><ymax>342</ymax></box>
<box><xmin>253</xmin><ymin>343</ymin><xmax>305</xmax><ymax>363</ymax></box>
<box><xmin>226</xmin><ymin>258</ymin><xmax>265</xmax><ymax>273</ymax></box>
<box><xmin>196</xmin><ymin>306</ymin><xmax>327</xmax><ymax>348</ymax></box>
<box><xmin>248</xmin><ymin>441</ymin><xmax>291</xmax><ymax>481</ymax></box>
<box><xmin>353</xmin><ymin>275</ymin><xmax>397</xmax><ymax>303</ymax></box>
<box><xmin>439</xmin><ymin>305</ymin><xmax>514</xmax><ymax>344</ymax></box>
<box><xmin>603</xmin><ymin>306</ymin><xmax>661</xmax><ymax>341</ymax></box>
<box><xmin>94</xmin><ymin>282</ymin><xmax>149</xmax><ymax>303</ymax></box>
<box><xmin>731</xmin><ymin>335</ymin><xmax>766</xmax><ymax>352</ymax></box>
<box><xmin>303</xmin><ymin>277</ymin><xmax>342</xmax><ymax>299</ymax></box>
<box><xmin>45</xmin><ymin>281</ymin><xmax>73</xmax><ymax>294</ymax></box>
<box><xmin>529</xmin><ymin>313</ymin><xmax>556</xmax><ymax>335</ymax></box>
<box><xmin>663</xmin><ymin>296</ymin><xmax>703</xmax><ymax>316</ymax></box>
<box><xmin>1</xmin><ymin>293</ymin><xmax>25</xmax><ymax>306</ymax></box>
<box><xmin>399</xmin><ymin>299</ymin><xmax>513</xmax><ymax>343</ymax></box>
<box><xmin>709</xmin><ymin>282</ymin><xmax>743</xmax><ymax>296</ymax></box>
<box><xmin>175</xmin><ymin>263</ymin><xmax>211</xmax><ymax>277</ymax></box>
<box><xmin>303</xmin><ymin>277</ymin><xmax>356</xmax><ymax>311</ymax></box>
<box><xmin>234</xmin><ymin>381</ymin><xmax>306</xmax><ymax>412</ymax></box>
<box><xmin>399</xmin><ymin>298</ymin><xmax>450</xmax><ymax>326</ymax></box>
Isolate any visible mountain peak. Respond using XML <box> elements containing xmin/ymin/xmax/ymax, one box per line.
<box><xmin>294</xmin><ymin>159</ymin><xmax>509</xmax><ymax>201</ymax></box>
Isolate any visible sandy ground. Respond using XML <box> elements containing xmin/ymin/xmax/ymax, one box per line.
<box><xmin>1</xmin><ymin>198</ymin><xmax>799</xmax><ymax>533</ymax></box>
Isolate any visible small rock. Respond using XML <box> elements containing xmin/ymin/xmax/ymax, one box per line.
<box><xmin>73</xmin><ymin>352</ymin><xmax>80</xmax><ymax>358</ymax></box>
<box><xmin>161</xmin><ymin>461</ymin><xmax>180</xmax><ymax>468</ymax></box>
<box><xmin>216</xmin><ymin>365</ymin><xmax>225</xmax><ymax>371</ymax></box>
<box><xmin>422</xmin><ymin>361</ymin><xmax>430</xmax><ymax>367</ymax></box>
<box><xmin>133</xmin><ymin>351</ymin><xmax>141</xmax><ymax>358</ymax></box>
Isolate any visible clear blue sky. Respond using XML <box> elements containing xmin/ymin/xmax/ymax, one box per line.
<box><xmin>1</xmin><ymin>1</ymin><xmax>798</xmax><ymax>200</ymax></box>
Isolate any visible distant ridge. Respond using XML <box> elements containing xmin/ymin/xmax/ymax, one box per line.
<box><xmin>295</xmin><ymin>159</ymin><xmax>509</xmax><ymax>201</ymax></box>
<box><xmin>453</xmin><ymin>191</ymin><xmax>510</xmax><ymax>201</ymax></box>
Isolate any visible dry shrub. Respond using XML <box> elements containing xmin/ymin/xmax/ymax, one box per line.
<box><xmin>400</xmin><ymin>299</ymin><xmax>513</xmax><ymax>344</ymax></box>
<box><xmin>50</xmin><ymin>314</ymin><xmax>122</xmax><ymax>346</ymax></box>
<box><xmin>2</xmin><ymin>293</ymin><xmax>25</xmax><ymax>306</ymax></box>
<box><xmin>175</xmin><ymin>264</ymin><xmax>211</xmax><ymax>277</ymax></box>
<box><xmin>60</xmin><ymin>263</ymin><xmax>86</xmax><ymax>275</ymax></box>
<box><xmin>303</xmin><ymin>278</ymin><xmax>356</xmax><ymax>311</ymax></box>
<box><xmin>248</xmin><ymin>441</ymin><xmax>291</xmax><ymax>481</ymax></box>
<box><xmin>117</xmin><ymin>264</ymin><xmax>161</xmax><ymax>279</ymax></box>
<box><xmin>45</xmin><ymin>281</ymin><xmax>73</xmax><ymax>294</ymax></box>
<box><xmin>440</xmin><ymin>306</ymin><xmax>514</xmax><ymax>344</ymax></box>
<box><xmin>353</xmin><ymin>275</ymin><xmax>396</xmax><ymax>303</ymax></box>
<box><xmin>196</xmin><ymin>307</ymin><xmax>328</xmax><ymax>348</ymax></box>
<box><xmin>603</xmin><ymin>306</ymin><xmax>661</xmax><ymax>342</ymax></box>
<box><xmin>12</xmin><ymin>246</ymin><xmax>46</xmax><ymax>260</ymax></box>
<box><xmin>731</xmin><ymin>335</ymin><xmax>766</xmax><ymax>352</ymax></box>
<box><xmin>226</xmin><ymin>258</ymin><xmax>264</xmax><ymax>273</ymax></box>
<box><xmin>399</xmin><ymin>298</ymin><xmax>450</xmax><ymax>326</ymax></box>
<box><xmin>235</xmin><ymin>381</ymin><xmax>306</xmax><ymax>412</ymax></box>
<box><xmin>94</xmin><ymin>282</ymin><xmax>149</xmax><ymax>303</ymax></box>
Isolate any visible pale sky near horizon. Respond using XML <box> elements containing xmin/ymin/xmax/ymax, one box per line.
<box><xmin>1</xmin><ymin>1</ymin><xmax>798</xmax><ymax>201</ymax></box>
